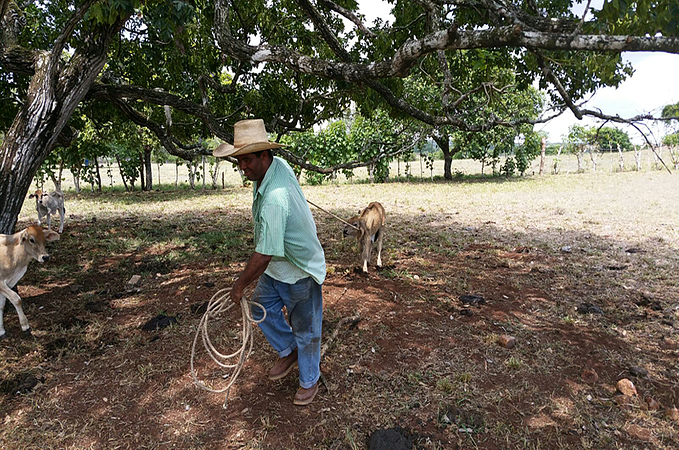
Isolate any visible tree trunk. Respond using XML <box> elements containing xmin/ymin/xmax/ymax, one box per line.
<box><xmin>588</xmin><ymin>146</ymin><xmax>598</xmax><ymax>173</ymax></box>
<box><xmin>211</xmin><ymin>159</ymin><xmax>221</xmax><ymax>189</ymax></box>
<box><xmin>188</xmin><ymin>161</ymin><xmax>196</xmax><ymax>189</ymax></box>
<box><xmin>432</xmin><ymin>134</ymin><xmax>456</xmax><ymax>180</ymax></box>
<box><xmin>115</xmin><ymin>156</ymin><xmax>130</xmax><ymax>191</ymax></box>
<box><xmin>539</xmin><ymin>137</ymin><xmax>546</xmax><ymax>175</ymax></box>
<box><xmin>0</xmin><ymin>14</ymin><xmax>129</xmax><ymax>233</ymax></box>
<box><xmin>202</xmin><ymin>156</ymin><xmax>206</xmax><ymax>190</ymax></box>
<box><xmin>576</xmin><ymin>147</ymin><xmax>584</xmax><ymax>173</ymax></box>
<box><xmin>669</xmin><ymin>146</ymin><xmax>678</xmax><ymax>170</ymax></box>
<box><xmin>634</xmin><ymin>146</ymin><xmax>642</xmax><ymax>171</ymax></box>
<box><xmin>144</xmin><ymin>147</ymin><xmax>153</xmax><ymax>191</ymax></box>
<box><xmin>73</xmin><ymin>171</ymin><xmax>81</xmax><ymax>193</ymax></box>
<box><xmin>94</xmin><ymin>157</ymin><xmax>102</xmax><ymax>192</ymax></box>
<box><xmin>139</xmin><ymin>153</ymin><xmax>145</xmax><ymax>191</ymax></box>
<box><xmin>553</xmin><ymin>145</ymin><xmax>562</xmax><ymax>175</ymax></box>
<box><xmin>49</xmin><ymin>161</ymin><xmax>64</xmax><ymax>192</ymax></box>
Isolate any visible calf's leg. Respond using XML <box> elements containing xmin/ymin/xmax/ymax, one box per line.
<box><xmin>375</xmin><ymin>228</ymin><xmax>384</xmax><ymax>268</ymax></box>
<box><xmin>0</xmin><ymin>294</ymin><xmax>6</xmax><ymax>338</ymax></box>
<box><xmin>58</xmin><ymin>207</ymin><xmax>65</xmax><ymax>233</ymax></box>
<box><xmin>0</xmin><ymin>283</ymin><xmax>30</xmax><ymax>333</ymax></box>
<box><xmin>361</xmin><ymin>233</ymin><xmax>372</xmax><ymax>273</ymax></box>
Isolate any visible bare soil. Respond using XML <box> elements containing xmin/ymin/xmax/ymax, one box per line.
<box><xmin>2</xmin><ymin>173</ymin><xmax>679</xmax><ymax>449</ymax></box>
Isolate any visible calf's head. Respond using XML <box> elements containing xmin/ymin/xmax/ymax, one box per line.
<box><xmin>28</xmin><ymin>189</ymin><xmax>44</xmax><ymax>204</ymax></box>
<box><xmin>343</xmin><ymin>213</ymin><xmax>361</xmax><ymax>238</ymax></box>
<box><xmin>22</xmin><ymin>225</ymin><xmax>60</xmax><ymax>263</ymax></box>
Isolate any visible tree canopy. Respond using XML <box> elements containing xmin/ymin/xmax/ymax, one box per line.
<box><xmin>1</xmin><ymin>0</ymin><xmax>679</xmax><ymax>232</ymax></box>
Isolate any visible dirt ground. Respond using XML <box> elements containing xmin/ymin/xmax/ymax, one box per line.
<box><xmin>2</xmin><ymin>173</ymin><xmax>679</xmax><ymax>449</ymax></box>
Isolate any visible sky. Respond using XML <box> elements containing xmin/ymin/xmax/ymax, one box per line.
<box><xmin>355</xmin><ymin>0</ymin><xmax>679</xmax><ymax>144</ymax></box>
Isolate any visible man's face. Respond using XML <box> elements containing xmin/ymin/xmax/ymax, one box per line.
<box><xmin>236</xmin><ymin>152</ymin><xmax>269</xmax><ymax>182</ymax></box>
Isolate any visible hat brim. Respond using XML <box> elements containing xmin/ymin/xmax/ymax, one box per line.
<box><xmin>213</xmin><ymin>141</ymin><xmax>284</xmax><ymax>158</ymax></box>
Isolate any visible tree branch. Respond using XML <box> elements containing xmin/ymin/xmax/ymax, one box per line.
<box><xmin>317</xmin><ymin>0</ymin><xmax>376</xmax><ymax>38</ymax></box>
<box><xmin>87</xmin><ymin>83</ymin><xmax>234</xmax><ymax>142</ymax></box>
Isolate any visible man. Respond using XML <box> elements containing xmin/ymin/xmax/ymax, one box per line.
<box><xmin>214</xmin><ymin>119</ymin><xmax>326</xmax><ymax>406</ymax></box>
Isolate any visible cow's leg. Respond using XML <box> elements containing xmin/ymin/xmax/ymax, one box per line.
<box><xmin>0</xmin><ymin>283</ymin><xmax>30</xmax><ymax>332</ymax></box>
<box><xmin>361</xmin><ymin>233</ymin><xmax>371</xmax><ymax>273</ymax></box>
<box><xmin>58</xmin><ymin>207</ymin><xmax>65</xmax><ymax>233</ymax></box>
<box><xmin>46</xmin><ymin>213</ymin><xmax>52</xmax><ymax>231</ymax></box>
<box><xmin>36</xmin><ymin>212</ymin><xmax>42</xmax><ymax>226</ymax></box>
<box><xmin>375</xmin><ymin>228</ymin><xmax>384</xmax><ymax>268</ymax></box>
<box><xmin>0</xmin><ymin>294</ymin><xmax>6</xmax><ymax>338</ymax></box>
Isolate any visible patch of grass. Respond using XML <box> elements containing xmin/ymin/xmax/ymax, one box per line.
<box><xmin>436</xmin><ymin>377</ymin><xmax>454</xmax><ymax>394</ymax></box>
<box><xmin>504</xmin><ymin>356</ymin><xmax>523</xmax><ymax>370</ymax></box>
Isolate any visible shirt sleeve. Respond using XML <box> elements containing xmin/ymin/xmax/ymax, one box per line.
<box><xmin>254</xmin><ymin>203</ymin><xmax>287</xmax><ymax>257</ymax></box>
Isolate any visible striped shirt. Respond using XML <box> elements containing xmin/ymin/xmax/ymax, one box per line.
<box><xmin>252</xmin><ymin>157</ymin><xmax>326</xmax><ymax>285</ymax></box>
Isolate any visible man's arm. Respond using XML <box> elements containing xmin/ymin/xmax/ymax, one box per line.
<box><xmin>231</xmin><ymin>252</ymin><xmax>273</xmax><ymax>303</ymax></box>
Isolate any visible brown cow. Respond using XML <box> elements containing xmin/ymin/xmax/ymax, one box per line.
<box><xmin>343</xmin><ymin>202</ymin><xmax>386</xmax><ymax>273</ymax></box>
<box><xmin>1</xmin><ymin>225</ymin><xmax>59</xmax><ymax>338</ymax></box>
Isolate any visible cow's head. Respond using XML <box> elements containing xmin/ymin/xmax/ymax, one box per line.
<box><xmin>28</xmin><ymin>189</ymin><xmax>44</xmax><ymax>203</ymax></box>
<box><xmin>21</xmin><ymin>225</ymin><xmax>59</xmax><ymax>263</ymax></box>
<box><xmin>343</xmin><ymin>214</ymin><xmax>361</xmax><ymax>238</ymax></box>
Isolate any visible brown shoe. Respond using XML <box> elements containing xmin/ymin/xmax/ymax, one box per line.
<box><xmin>268</xmin><ymin>348</ymin><xmax>298</xmax><ymax>381</ymax></box>
<box><xmin>293</xmin><ymin>382</ymin><xmax>319</xmax><ymax>406</ymax></box>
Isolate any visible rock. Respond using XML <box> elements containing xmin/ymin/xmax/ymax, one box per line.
<box><xmin>85</xmin><ymin>301</ymin><xmax>107</xmax><ymax>313</ymax></box>
<box><xmin>616</xmin><ymin>378</ymin><xmax>638</xmax><ymax>397</ymax></box>
<box><xmin>141</xmin><ymin>314</ymin><xmax>178</xmax><ymax>331</ymax></box>
<box><xmin>0</xmin><ymin>373</ymin><xmax>44</xmax><ymax>395</ymax></box>
<box><xmin>576</xmin><ymin>303</ymin><xmax>604</xmax><ymax>315</ymax></box>
<box><xmin>127</xmin><ymin>275</ymin><xmax>141</xmax><ymax>286</ymax></box>
<box><xmin>561</xmin><ymin>245</ymin><xmax>572</xmax><ymax>253</ymax></box>
<box><xmin>459</xmin><ymin>309</ymin><xmax>473</xmax><ymax>317</ymax></box>
<box><xmin>629</xmin><ymin>366</ymin><xmax>648</xmax><ymax>378</ymax></box>
<box><xmin>623</xmin><ymin>424</ymin><xmax>651</xmax><ymax>441</ymax></box>
<box><xmin>644</xmin><ymin>396</ymin><xmax>660</xmax><ymax>411</ymax></box>
<box><xmin>497</xmin><ymin>335</ymin><xmax>516</xmax><ymax>349</ymax></box>
<box><xmin>368</xmin><ymin>427</ymin><xmax>412</xmax><ymax>450</ymax></box>
<box><xmin>190</xmin><ymin>301</ymin><xmax>209</xmax><ymax>315</ymax></box>
<box><xmin>613</xmin><ymin>394</ymin><xmax>635</xmax><ymax>408</ymax></box>
<box><xmin>459</xmin><ymin>295</ymin><xmax>486</xmax><ymax>306</ymax></box>
<box><xmin>581</xmin><ymin>368</ymin><xmax>598</xmax><ymax>384</ymax></box>
<box><xmin>666</xmin><ymin>407</ymin><xmax>679</xmax><ymax>423</ymax></box>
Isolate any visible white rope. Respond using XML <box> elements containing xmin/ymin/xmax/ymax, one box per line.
<box><xmin>190</xmin><ymin>288</ymin><xmax>266</xmax><ymax>409</ymax></box>
<box><xmin>307</xmin><ymin>199</ymin><xmax>359</xmax><ymax>230</ymax></box>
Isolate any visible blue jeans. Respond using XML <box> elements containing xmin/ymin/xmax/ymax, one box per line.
<box><xmin>251</xmin><ymin>274</ymin><xmax>323</xmax><ymax>388</ymax></box>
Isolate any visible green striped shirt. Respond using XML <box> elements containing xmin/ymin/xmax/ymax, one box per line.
<box><xmin>252</xmin><ymin>157</ymin><xmax>326</xmax><ymax>285</ymax></box>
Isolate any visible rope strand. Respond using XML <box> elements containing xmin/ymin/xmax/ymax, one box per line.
<box><xmin>190</xmin><ymin>288</ymin><xmax>266</xmax><ymax>408</ymax></box>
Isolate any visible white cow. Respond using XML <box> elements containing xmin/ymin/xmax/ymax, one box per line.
<box><xmin>0</xmin><ymin>225</ymin><xmax>59</xmax><ymax>338</ymax></box>
<box><xmin>29</xmin><ymin>190</ymin><xmax>66</xmax><ymax>233</ymax></box>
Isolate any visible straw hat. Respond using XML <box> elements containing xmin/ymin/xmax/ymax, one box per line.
<box><xmin>213</xmin><ymin>119</ymin><xmax>284</xmax><ymax>157</ymax></box>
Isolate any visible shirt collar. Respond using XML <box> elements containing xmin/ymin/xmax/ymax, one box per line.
<box><xmin>254</xmin><ymin>156</ymin><xmax>279</xmax><ymax>199</ymax></box>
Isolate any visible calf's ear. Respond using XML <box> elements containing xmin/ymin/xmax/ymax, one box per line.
<box><xmin>45</xmin><ymin>231</ymin><xmax>60</xmax><ymax>242</ymax></box>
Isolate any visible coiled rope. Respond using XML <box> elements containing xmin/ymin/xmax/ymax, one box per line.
<box><xmin>190</xmin><ymin>288</ymin><xmax>266</xmax><ymax>409</ymax></box>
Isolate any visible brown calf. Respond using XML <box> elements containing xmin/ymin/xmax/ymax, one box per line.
<box><xmin>343</xmin><ymin>202</ymin><xmax>386</xmax><ymax>273</ymax></box>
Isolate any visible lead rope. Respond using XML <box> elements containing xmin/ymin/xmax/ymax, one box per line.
<box><xmin>190</xmin><ymin>288</ymin><xmax>266</xmax><ymax>409</ymax></box>
<box><xmin>307</xmin><ymin>199</ymin><xmax>359</xmax><ymax>231</ymax></box>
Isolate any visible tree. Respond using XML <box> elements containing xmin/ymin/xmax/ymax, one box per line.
<box><xmin>213</xmin><ymin>0</ymin><xmax>679</xmax><ymax>132</ymax></box>
<box><xmin>0</xmin><ymin>0</ymin><xmax>137</xmax><ymax>232</ymax></box>
<box><xmin>2</xmin><ymin>0</ymin><xmax>679</xmax><ymax>232</ymax></box>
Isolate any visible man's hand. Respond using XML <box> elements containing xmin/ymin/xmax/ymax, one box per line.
<box><xmin>230</xmin><ymin>282</ymin><xmax>244</xmax><ymax>305</ymax></box>
<box><xmin>230</xmin><ymin>252</ymin><xmax>272</xmax><ymax>306</ymax></box>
